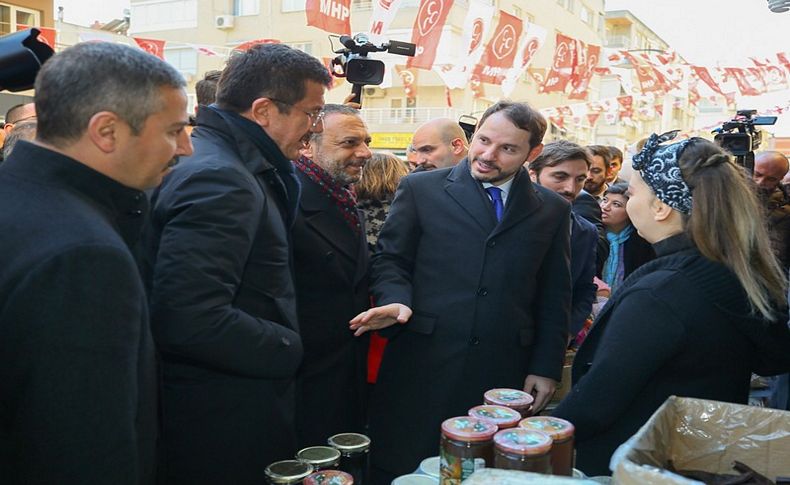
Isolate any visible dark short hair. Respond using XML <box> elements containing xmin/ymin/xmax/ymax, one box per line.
<box><xmin>195</xmin><ymin>70</ymin><xmax>222</xmax><ymax>106</ymax></box>
<box><xmin>608</xmin><ymin>145</ymin><xmax>623</xmax><ymax>163</ymax></box>
<box><xmin>35</xmin><ymin>42</ymin><xmax>185</xmax><ymax>146</ymax></box>
<box><xmin>477</xmin><ymin>100</ymin><xmax>547</xmax><ymax>150</ymax></box>
<box><xmin>605</xmin><ymin>182</ymin><xmax>629</xmax><ymax>197</ymax></box>
<box><xmin>530</xmin><ymin>140</ymin><xmax>592</xmax><ymax>175</ymax></box>
<box><xmin>587</xmin><ymin>145</ymin><xmax>612</xmax><ymax>169</ymax></box>
<box><xmin>309</xmin><ymin>104</ymin><xmax>363</xmax><ymax>145</ymax></box>
<box><xmin>5</xmin><ymin>103</ymin><xmax>33</xmax><ymax>124</ymax></box>
<box><xmin>216</xmin><ymin>44</ymin><xmax>332</xmax><ymax>114</ymax></box>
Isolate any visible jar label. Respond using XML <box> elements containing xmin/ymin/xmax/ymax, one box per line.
<box><xmin>440</xmin><ymin>451</ymin><xmax>486</xmax><ymax>485</ymax></box>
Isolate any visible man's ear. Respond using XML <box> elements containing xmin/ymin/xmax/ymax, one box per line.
<box><xmin>526</xmin><ymin>143</ymin><xmax>544</xmax><ymax>163</ymax></box>
<box><xmin>450</xmin><ymin>137</ymin><xmax>466</xmax><ymax>155</ymax></box>
<box><xmin>528</xmin><ymin>168</ymin><xmax>538</xmax><ymax>183</ymax></box>
<box><xmin>87</xmin><ymin>111</ymin><xmax>121</xmax><ymax>154</ymax></box>
<box><xmin>249</xmin><ymin>97</ymin><xmax>275</xmax><ymax>127</ymax></box>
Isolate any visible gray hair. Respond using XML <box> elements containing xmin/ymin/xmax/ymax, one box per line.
<box><xmin>309</xmin><ymin>104</ymin><xmax>362</xmax><ymax>145</ymax></box>
<box><xmin>2</xmin><ymin>119</ymin><xmax>37</xmax><ymax>159</ymax></box>
<box><xmin>34</xmin><ymin>42</ymin><xmax>186</xmax><ymax>146</ymax></box>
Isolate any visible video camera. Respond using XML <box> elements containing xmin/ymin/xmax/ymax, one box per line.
<box><xmin>0</xmin><ymin>28</ymin><xmax>54</xmax><ymax>92</ymax></box>
<box><xmin>712</xmin><ymin>109</ymin><xmax>777</xmax><ymax>173</ymax></box>
<box><xmin>330</xmin><ymin>33</ymin><xmax>415</xmax><ymax>104</ymax></box>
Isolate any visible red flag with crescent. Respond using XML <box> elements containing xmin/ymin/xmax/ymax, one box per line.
<box><xmin>471</xmin><ymin>11</ymin><xmax>522</xmax><ymax>85</ymax></box>
<box><xmin>134</xmin><ymin>37</ymin><xmax>166</xmax><ymax>59</ymax></box>
<box><xmin>407</xmin><ymin>0</ymin><xmax>454</xmax><ymax>70</ymax></box>
<box><xmin>396</xmin><ymin>65</ymin><xmax>418</xmax><ymax>100</ymax></box>
<box><xmin>306</xmin><ymin>0</ymin><xmax>351</xmax><ymax>35</ymax></box>
<box><xmin>542</xmin><ymin>33</ymin><xmax>576</xmax><ymax>93</ymax></box>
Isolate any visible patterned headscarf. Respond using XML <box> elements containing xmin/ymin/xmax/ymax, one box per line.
<box><xmin>631</xmin><ymin>130</ymin><xmax>693</xmax><ymax>214</ymax></box>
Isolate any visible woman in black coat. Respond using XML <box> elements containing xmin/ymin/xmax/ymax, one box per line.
<box><xmin>553</xmin><ymin>133</ymin><xmax>790</xmax><ymax>476</ymax></box>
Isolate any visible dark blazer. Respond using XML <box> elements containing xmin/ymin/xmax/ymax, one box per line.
<box><xmin>0</xmin><ymin>142</ymin><xmax>157</xmax><ymax>484</ymax></box>
<box><xmin>291</xmin><ymin>170</ymin><xmax>370</xmax><ymax>448</ymax></box>
<box><xmin>573</xmin><ymin>190</ymin><xmax>609</xmax><ymax>276</ymax></box>
<box><xmin>570</xmin><ymin>211</ymin><xmax>598</xmax><ymax>336</ymax></box>
<box><xmin>553</xmin><ymin>235</ymin><xmax>790</xmax><ymax>476</ymax></box>
<box><xmin>143</xmin><ymin>108</ymin><xmax>303</xmax><ymax>484</ymax></box>
<box><xmin>368</xmin><ymin>160</ymin><xmax>572</xmax><ymax>476</ymax></box>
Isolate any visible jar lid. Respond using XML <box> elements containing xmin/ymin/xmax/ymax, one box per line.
<box><xmin>418</xmin><ymin>456</ymin><xmax>440</xmax><ymax>479</ymax></box>
<box><xmin>392</xmin><ymin>474</ymin><xmax>439</xmax><ymax>485</ymax></box>
<box><xmin>265</xmin><ymin>460</ymin><xmax>314</xmax><ymax>483</ymax></box>
<box><xmin>483</xmin><ymin>388</ymin><xmax>535</xmax><ymax>409</ymax></box>
<box><xmin>468</xmin><ymin>405</ymin><xmax>522</xmax><ymax>428</ymax></box>
<box><xmin>296</xmin><ymin>446</ymin><xmax>341</xmax><ymax>467</ymax></box>
<box><xmin>441</xmin><ymin>416</ymin><xmax>498</xmax><ymax>442</ymax></box>
<box><xmin>519</xmin><ymin>416</ymin><xmax>575</xmax><ymax>440</ymax></box>
<box><xmin>327</xmin><ymin>433</ymin><xmax>371</xmax><ymax>453</ymax></box>
<box><xmin>493</xmin><ymin>429</ymin><xmax>552</xmax><ymax>455</ymax></box>
<box><xmin>304</xmin><ymin>470</ymin><xmax>354</xmax><ymax>485</ymax></box>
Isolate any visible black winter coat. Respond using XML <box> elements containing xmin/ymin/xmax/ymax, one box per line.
<box><xmin>291</xmin><ymin>170</ymin><xmax>370</xmax><ymax>448</ymax></box>
<box><xmin>143</xmin><ymin>108</ymin><xmax>303</xmax><ymax>484</ymax></box>
<box><xmin>0</xmin><ymin>142</ymin><xmax>157</xmax><ymax>484</ymax></box>
<box><xmin>553</xmin><ymin>234</ymin><xmax>790</xmax><ymax>476</ymax></box>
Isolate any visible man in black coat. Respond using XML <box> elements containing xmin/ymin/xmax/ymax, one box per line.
<box><xmin>0</xmin><ymin>43</ymin><xmax>192</xmax><ymax>484</ymax></box>
<box><xmin>351</xmin><ymin>101</ymin><xmax>572</xmax><ymax>480</ymax></box>
<box><xmin>142</xmin><ymin>44</ymin><xmax>332</xmax><ymax>484</ymax></box>
<box><xmin>292</xmin><ymin>104</ymin><xmax>372</xmax><ymax>447</ymax></box>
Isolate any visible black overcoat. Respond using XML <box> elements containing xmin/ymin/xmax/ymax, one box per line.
<box><xmin>368</xmin><ymin>160</ymin><xmax>572</xmax><ymax>475</ymax></box>
<box><xmin>143</xmin><ymin>108</ymin><xmax>303</xmax><ymax>484</ymax></box>
<box><xmin>0</xmin><ymin>142</ymin><xmax>157</xmax><ymax>484</ymax></box>
<box><xmin>291</xmin><ymin>170</ymin><xmax>370</xmax><ymax>447</ymax></box>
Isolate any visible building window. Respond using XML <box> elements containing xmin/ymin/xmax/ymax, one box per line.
<box><xmin>513</xmin><ymin>5</ymin><xmax>523</xmax><ymax>19</ymax></box>
<box><xmin>581</xmin><ymin>5</ymin><xmax>593</xmax><ymax>24</ymax></box>
<box><xmin>164</xmin><ymin>47</ymin><xmax>198</xmax><ymax>76</ymax></box>
<box><xmin>566</xmin><ymin>0</ymin><xmax>575</xmax><ymax>13</ymax></box>
<box><xmin>130</xmin><ymin>0</ymin><xmax>198</xmax><ymax>33</ymax></box>
<box><xmin>233</xmin><ymin>0</ymin><xmax>259</xmax><ymax>16</ymax></box>
<box><xmin>281</xmin><ymin>0</ymin><xmax>305</xmax><ymax>12</ymax></box>
<box><xmin>0</xmin><ymin>3</ymin><xmax>40</xmax><ymax>35</ymax></box>
<box><xmin>285</xmin><ymin>41</ymin><xmax>313</xmax><ymax>56</ymax></box>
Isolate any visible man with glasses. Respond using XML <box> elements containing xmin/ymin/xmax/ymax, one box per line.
<box><xmin>142</xmin><ymin>44</ymin><xmax>332</xmax><ymax>484</ymax></box>
<box><xmin>3</xmin><ymin>102</ymin><xmax>35</xmax><ymax>136</ymax></box>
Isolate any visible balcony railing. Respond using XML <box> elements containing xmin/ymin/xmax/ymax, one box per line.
<box><xmin>606</xmin><ymin>35</ymin><xmax>631</xmax><ymax>49</ymax></box>
<box><xmin>360</xmin><ymin>107</ymin><xmax>469</xmax><ymax>127</ymax></box>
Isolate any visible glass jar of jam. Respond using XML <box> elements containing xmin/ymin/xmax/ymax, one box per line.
<box><xmin>327</xmin><ymin>433</ymin><xmax>370</xmax><ymax>485</ymax></box>
<box><xmin>440</xmin><ymin>416</ymin><xmax>498</xmax><ymax>485</ymax></box>
<box><xmin>468</xmin><ymin>405</ymin><xmax>522</xmax><ymax>429</ymax></box>
<box><xmin>265</xmin><ymin>460</ymin><xmax>314</xmax><ymax>484</ymax></box>
<box><xmin>304</xmin><ymin>470</ymin><xmax>354</xmax><ymax>485</ymax></box>
<box><xmin>483</xmin><ymin>388</ymin><xmax>534</xmax><ymax>418</ymax></box>
<box><xmin>519</xmin><ymin>416</ymin><xmax>575</xmax><ymax>476</ymax></box>
<box><xmin>492</xmin><ymin>428</ymin><xmax>552</xmax><ymax>474</ymax></box>
<box><xmin>297</xmin><ymin>446</ymin><xmax>341</xmax><ymax>471</ymax></box>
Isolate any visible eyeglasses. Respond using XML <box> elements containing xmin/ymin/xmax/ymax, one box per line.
<box><xmin>267</xmin><ymin>98</ymin><xmax>324</xmax><ymax>128</ymax></box>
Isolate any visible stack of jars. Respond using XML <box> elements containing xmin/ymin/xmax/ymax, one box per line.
<box><xmin>264</xmin><ymin>432</ymin><xmax>370</xmax><ymax>485</ymax></box>
<box><xmin>438</xmin><ymin>388</ymin><xmax>576</xmax><ymax>484</ymax></box>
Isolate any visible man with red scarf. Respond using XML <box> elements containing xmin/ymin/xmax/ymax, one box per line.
<box><xmin>292</xmin><ymin>104</ymin><xmax>373</xmax><ymax>447</ymax></box>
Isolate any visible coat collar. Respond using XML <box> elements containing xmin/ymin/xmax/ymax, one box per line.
<box><xmin>2</xmin><ymin>141</ymin><xmax>147</xmax><ymax>248</ymax></box>
<box><xmin>444</xmin><ymin>158</ymin><xmax>543</xmax><ymax>236</ymax></box>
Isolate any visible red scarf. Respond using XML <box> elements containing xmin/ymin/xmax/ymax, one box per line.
<box><xmin>294</xmin><ymin>156</ymin><xmax>361</xmax><ymax>235</ymax></box>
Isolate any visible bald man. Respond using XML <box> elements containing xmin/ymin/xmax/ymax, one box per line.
<box><xmin>410</xmin><ymin>117</ymin><xmax>468</xmax><ymax>171</ymax></box>
<box><xmin>754</xmin><ymin>151</ymin><xmax>790</xmax><ymax>270</ymax></box>
<box><xmin>3</xmin><ymin>103</ymin><xmax>35</xmax><ymax>136</ymax></box>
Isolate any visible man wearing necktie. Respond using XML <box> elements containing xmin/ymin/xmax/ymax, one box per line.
<box><xmin>351</xmin><ymin>101</ymin><xmax>572</xmax><ymax>480</ymax></box>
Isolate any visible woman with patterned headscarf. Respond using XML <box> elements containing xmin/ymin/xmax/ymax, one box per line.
<box><xmin>553</xmin><ymin>132</ymin><xmax>790</xmax><ymax>476</ymax></box>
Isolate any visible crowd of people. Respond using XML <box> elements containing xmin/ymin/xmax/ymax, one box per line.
<box><xmin>2</xmin><ymin>41</ymin><xmax>790</xmax><ymax>485</ymax></box>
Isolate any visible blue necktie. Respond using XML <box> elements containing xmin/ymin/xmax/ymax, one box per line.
<box><xmin>485</xmin><ymin>186</ymin><xmax>504</xmax><ymax>222</ymax></box>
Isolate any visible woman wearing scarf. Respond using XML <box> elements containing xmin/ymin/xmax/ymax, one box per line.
<box><xmin>553</xmin><ymin>132</ymin><xmax>790</xmax><ymax>476</ymax></box>
<box><xmin>600</xmin><ymin>183</ymin><xmax>655</xmax><ymax>293</ymax></box>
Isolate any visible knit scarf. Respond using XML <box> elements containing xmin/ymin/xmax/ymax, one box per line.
<box><xmin>603</xmin><ymin>224</ymin><xmax>634</xmax><ymax>292</ymax></box>
<box><xmin>293</xmin><ymin>156</ymin><xmax>361</xmax><ymax>234</ymax></box>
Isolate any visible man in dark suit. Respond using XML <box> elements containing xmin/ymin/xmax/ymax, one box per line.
<box><xmin>143</xmin><ymin>44</ymin><xmax>331</xmax><ymax>484</ymax></box>
<box><xmin>574</xmin><ymin>190</ymin><xmax>609</xmax><ymax>275</ymax></box>
<box><xmin>351</xmin><ymin>101</ymin><xmax>572</xmax><ymax>479</ymax></box>
<box><xmin>0</xmin><ymin>42</ymin><xmax>192</xmax><ymax>484</ymax></box>
<box><xmin>292</xmin><ymin>104</ymin><xmax>372</xmax><ymax>447</ymax></box>
<box><xmin>528</xmin><ymin>140</ymin><xmax>598</xmax><ymax>338</ymax></box>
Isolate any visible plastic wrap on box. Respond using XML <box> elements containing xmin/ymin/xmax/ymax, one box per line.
<box><xmin>463</xmin><ymin>468</ymin><xmax>601</xmax><ymax>484</ymax></box>
<box><xmin>611</xmin><ymin>396</ymin><xmax>790</xmax><ymax>484</ymax></box>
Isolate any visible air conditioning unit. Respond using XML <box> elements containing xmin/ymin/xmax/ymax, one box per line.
<box><xmin>363</xmin><ymin>87</ymin><xmax>386</xmax><ymax>98</ymax></box>
<box><xmin>215</xmin><ymin>15</ymin><xmax>235</xmax><ymax>29</ymax></box>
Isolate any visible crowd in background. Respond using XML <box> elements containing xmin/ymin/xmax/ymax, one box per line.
<box><xmin>2</xmin><ymin>42</ymin><xmax>790</xmax><ymax>485</ymax></box>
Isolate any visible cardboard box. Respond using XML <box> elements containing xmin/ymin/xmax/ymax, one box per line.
<box><xmin>611</xmin><ymin>396</ymin><xmax>790</xmax><ymax>484</ymax></box>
